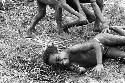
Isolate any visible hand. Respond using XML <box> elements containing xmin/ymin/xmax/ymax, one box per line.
<box><xmin>78</xmin><ymin>67</ymin><xmax>86</xmax><ymax>74</ymax></box>
<box><xmin>92</xmin><ymin>64</ymin><xmax>104</xmax><ymax>75</ymax></box>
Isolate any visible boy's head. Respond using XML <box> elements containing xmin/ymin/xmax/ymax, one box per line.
<box><xmin>43</xmin><ymin>44</ymin><xmax>69</xmax><ymax>66</ymax></box>
<box><xmin>43</xmin><ymin>44</ymin><xmax>59</xmax><ymax>65</ymax></box>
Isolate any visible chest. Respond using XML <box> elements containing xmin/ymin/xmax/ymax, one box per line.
<box><xmin>69</xmin><ymin>50</ymin><xmax>97</xmax><ymax>67</ymax></box>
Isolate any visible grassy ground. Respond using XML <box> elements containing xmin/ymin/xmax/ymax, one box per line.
<box><xmin>1</xmin><ymin>0</ymin><xmax>125</xmax><ymax>83</ymax></box>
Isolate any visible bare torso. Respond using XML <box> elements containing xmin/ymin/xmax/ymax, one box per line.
<box><xmin>68</xmin><ymin>33</ymin><xmax>125</xmax><ymax>67</ymax></box>
<box><xmin>69</xmin><ymin>49</ymin><xmax>97</xmax><ymax>67</ymax></box>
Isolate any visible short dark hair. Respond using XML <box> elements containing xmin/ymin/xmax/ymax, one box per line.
<box><xmin>43</xmin><ymin>44</ymin><xmax>58</xmax><ymax>65</ymax></box>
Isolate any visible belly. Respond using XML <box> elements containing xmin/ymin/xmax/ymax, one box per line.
<box><xmin>80</xmin><ymin>53</ymin><xmax>97</xmax><ymax>67</ymax></box>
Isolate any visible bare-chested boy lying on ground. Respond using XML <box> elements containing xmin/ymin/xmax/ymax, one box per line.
<box><xmin>43</xmin><ymin>26</ymin><xmax>125</xmax><ymax>74</ymax></box>
<box><xmin>26</xmin><ymin>0</ymin><xmax>86</xmax><ymax>38</ymax></box>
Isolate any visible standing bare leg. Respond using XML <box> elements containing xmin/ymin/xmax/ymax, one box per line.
<box><xmin>80</xmin><ymin>4</ymin><xmax>95</xmax><ymax>23</ymax></box>
<box><xmin>55</xmin><ymin>6</ymin><xmax>63</xmax><ymax>33</ymax></box>
<box><xmin>26</xmin><ymin>1</ymin><xmax>46</xmax><ymax>38</ymax></box>
<box><xmin>92</xmin><ymin>0</ymin><xmax>105</xmax><ymax>32</ymax></box>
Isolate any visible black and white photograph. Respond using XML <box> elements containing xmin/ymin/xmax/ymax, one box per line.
<box><xmin>0</xmin><ymin>0</ymin><xmax>125</xmax><ymax>83</ymax></box>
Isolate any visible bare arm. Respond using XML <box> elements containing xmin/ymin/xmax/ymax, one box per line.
<box><xmin>90</xmin><ymin>39</ymin><xmax>104</xmax><ymax>74</ymax></box>
<box><xmin>92</xmin><ymin>39</ymin><xmax>102</xmax><ymax>65</ymax></box>
<box><xmin>67</xmin><ymin>41</ymin><xmax>93</xmax><ymax>53</ymax></box>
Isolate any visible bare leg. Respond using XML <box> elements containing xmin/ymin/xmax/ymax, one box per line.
<box><xmin>63</xmin><ymin>20</ymin><xmax>88</xmax><ymax>33</ymax></box>
<box><xmin>26</xmin><ymin>1</ymin><xmax>46</xmax><ymax>38</ymax></box>
<box><xmin>60</xmin><ymin>2</ymin><xmax>85</xmax><ymax>22</ymax></box>
<box><xmin>93</xmin><ymin>0</ymin><xmax>104</xmax><ymax>32</ymax></box>
<box><xmin>80</xmin><ymin>4</ymin><xmax>95</xmax><ymax>23</ymax></box>
<box><xmin>62</xmin><ymin>4</ymin><xmax>95</xmax><ymax>33</ymax></box>
<box><xmin>55</xmin><ymin>6</ymin><xmax>63</xmax><ymax>33</ymax></box>
<box><xmin>62</xmin><ymin>4</ymin><xmax>90</xmax><ymax>33</ymax></box>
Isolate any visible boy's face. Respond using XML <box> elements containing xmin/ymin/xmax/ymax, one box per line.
<box><xmin>49</xmin><ymin>53</ymin><xmax>60</xmax><ymax>65</ymax></box>
<box><xmin>48</xmin><ymin>53</ymin><xmax>69</xmax><ymax>66</ymax></box>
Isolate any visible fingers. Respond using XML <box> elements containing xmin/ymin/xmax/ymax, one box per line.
<box><xmin>92</xmin><ymin>66</ymin><xmax>104</xmax><ymax>76</ymax></box>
